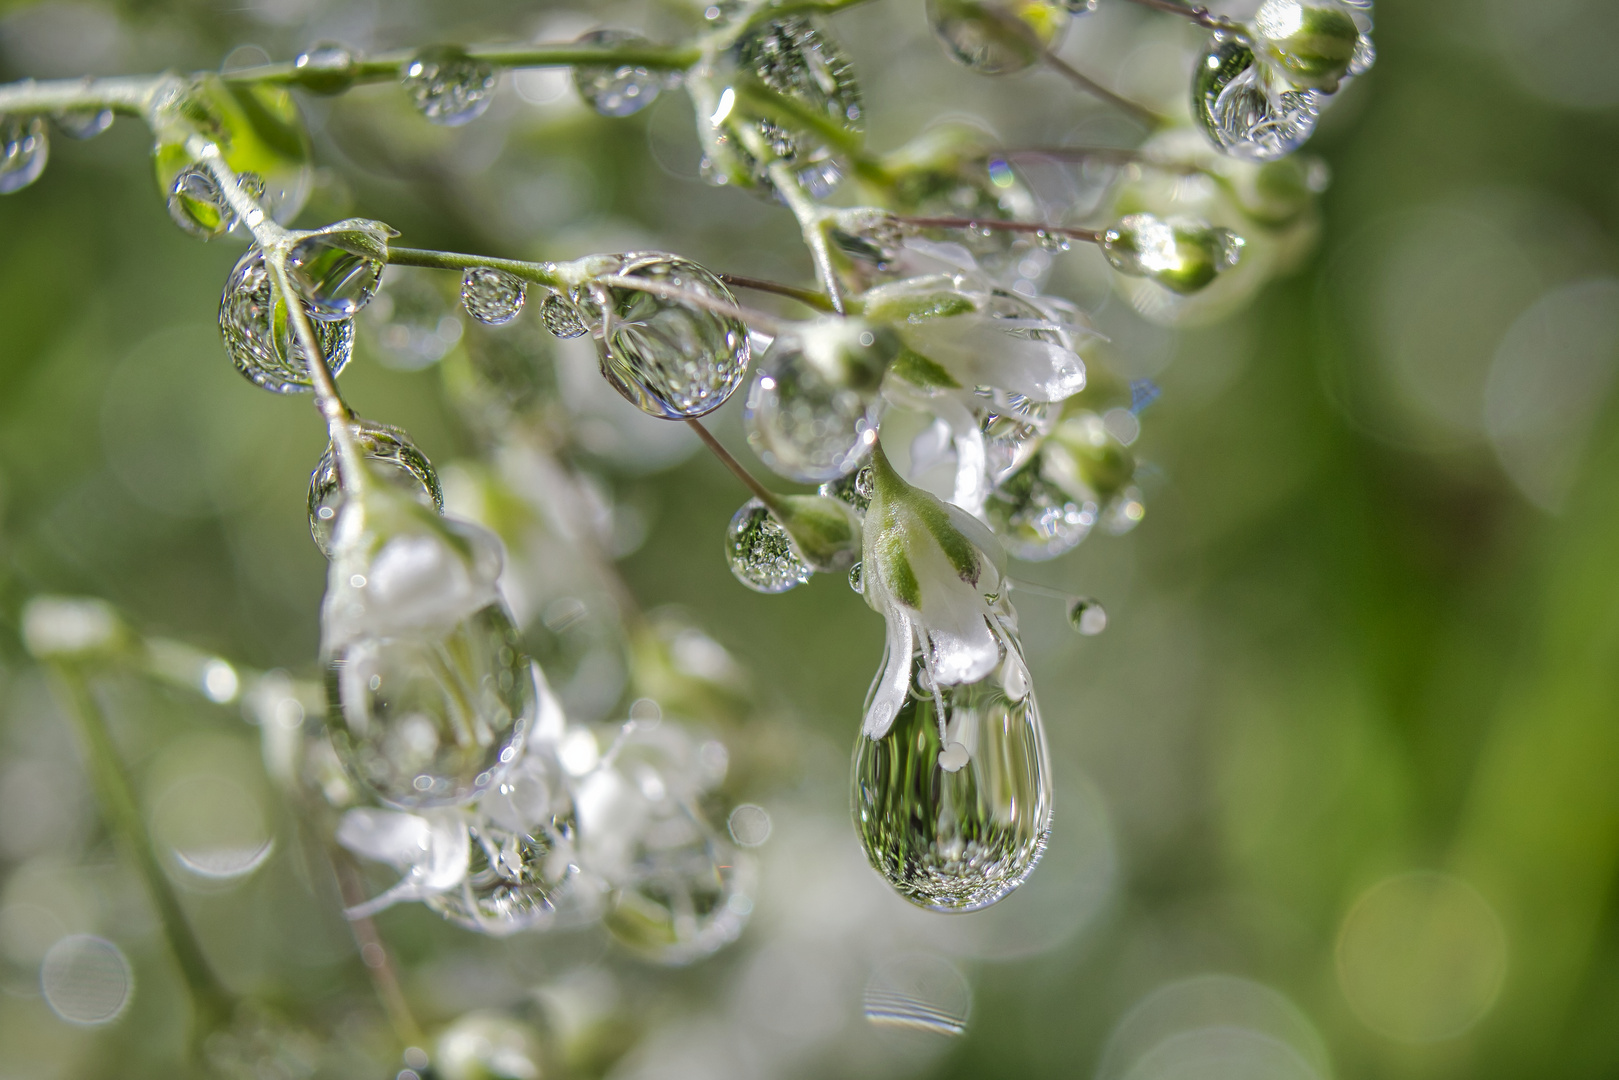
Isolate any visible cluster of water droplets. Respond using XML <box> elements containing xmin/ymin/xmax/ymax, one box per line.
<box><xmin>0</xmin><ymin>116</ymin><xmax>49</xmax><ymax>194</ymax></box>
<box><xmin>1194</xmin><ymin>0</ymin><xmax>1375</xmax><ymax>161</ymax></box>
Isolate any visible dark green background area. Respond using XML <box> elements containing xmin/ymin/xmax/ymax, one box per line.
<box><xmin>2</xmin><ymin>0</ymin><xmax>1618</xmax><ymax>1077</ymax></box>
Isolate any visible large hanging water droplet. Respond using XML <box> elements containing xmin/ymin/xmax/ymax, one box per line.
<box><xmin>853</xmin><ymin>642</ymin><xmax>1052</xmax><ymax>911</ymax></box>
<box><xmin>924</xmin><ymin>0</ymin><xmax>1070</xmax><ymax>76</ymax></box>
<box><xmin>460</xmin><ymin>267</ymin><xmax>527</xmax><ymax>325</ymax></box>
<box><xmin>287</xmin><ymin>226</ymin><xmax>388</xmax><ymax>320</ymax></box>
<box><xmin>0</xmin><ymin>116</ymin><xmax>48</xmax><ymax>194</ymax></box>
<box><xmin>572</xmin><ymin>254</ymin><xmax>749</xmax><ymax>419</ymax></box>
<box><xmin>308</xmin><ymin>420</ymin><xmax>443</xmax><ymax>557</ymax></box>
<box><xmin>402</xmin><ymin>47</ymin><xmax>499</xmax><ymax>126</ymax></box>
<box><xmin>326</xmin><ymin>602</ymin><xmax>532</xmax><ymax>809</ymax></box>
<box><xmin>294</xmin><ymin>41</ymin><xmax>361</xmax><ymax>95</ymax></box>
<box><xmin>219</xmin><ymin>246</ymin><xmax>354</xmax><ymax>394</ymax></box>
<box><xmin>983</xmin><ymin>458</ymin><xmax>1096</xmax><ymax>561</ymax></box>
<box><xmin>1194</xmin><ymin>31</ymin><xmax>1322</xmax><ymax>162</ymax></box>
<box><xmin>726</xmin><ymin>498</ymin><xmax>812</xmax><ymax>594</ymax></box>
<box><xmin>53</xmin><ymin>107</ymin><xmax>113</xmax><ymax>140</ymax></box>
<box><xmin>572</xmin><ymin>28</ymin><xmax>671</xmax><ymax>117</ymax></box>
<box><xmin>743</xmin><ymin>335</ymin><xmax>881</xmax><ymax>484</ymax></box>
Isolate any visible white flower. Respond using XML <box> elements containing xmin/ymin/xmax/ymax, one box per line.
<box><xmin>336</xmin><ymin>806</ymin><xmax>471</xmax><ymax>918</ymax></box>
<box><xmin>858</xmin><ymin>443</ymin><xmax>1029</xmax><ymax>746</ymax></box>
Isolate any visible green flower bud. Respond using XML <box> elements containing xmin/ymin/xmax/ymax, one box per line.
<box><xmin>1251</xmin><ymin>0</ymin><xmax>1362</xmax><ymax>92</ymax></box>
<box><xmin>926</xmin><ymin>0</ymin><xmax>1070</xmax><ymax>77</ymax></box>
<box><xmin>773</xmin><ymin>494</ymin><xmax>864</xmax><ymax>573</ymax></box>
<box><xmin>1101</xmin><ymin>213</ymin><xmax>1245</xmax><ymax>295</ymax></box>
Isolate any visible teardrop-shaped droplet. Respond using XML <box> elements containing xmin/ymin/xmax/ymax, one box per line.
<box><xmin>167</xmin><ymin>165</ymin><xmax>263</xmax><ymax>240</ymax></box>
<box><xmin>308</xmin><ymin>420</ymin><xmax>443</xmax><ymax>557</ymax></box>
<box><xmin>1194</xmin><ymin>30</ymin><xmax>1322</xmax><ymax>162</ymax></box>
<box><xmin>539</xmin><ymin>292</ymin><xmax>588</xmax><ymax>339</ymax></box>
<box><xmin>0</xmin><ymin>116</ymin><xmax>48</xmax><ymax>194</ymax></box>
<box><xmin>1101</xmin><ymin>213</ymin><xmax>1244</xmax><ymax>294</ymax></box>
<box><xmin>54</xmin><ymin>107</ymin><xmax>113</xmax><ymax>140</ymax></box>
<box><xmin>219</xmin><ymin>246</ymin><xmax>354</xmax><ymax>394</ymax></box>
<box><xmin>820</xmin><ymin>463</ymin><xmax>875</xmax><ymax>515</ymax></box>
<box><xmin>362</xmin><ymin>266</ymin><xmax>464</xmax><ymax>370</ymax></box>
<box><xmin>402</xmin><ymin>47</ymin><xmax>498</xmax><ymax>126</ymax></box>
<box><xmin>572</xmin><ymin>253</ymin><xmax>749</xmax><ymax>419</ymax></box>
<box><xmin>744</xmin><ymin>336</ymin><xmax>881</xmax><ymax>484</ymax></box>
<box><xmin>1067</xmin><ymin>596</ymin><xmax>1106</xmax><ymax>635</ymax></box>
<box><xmin>460</xmin><ymin>267</ymin><xmax>527</xmax><ymax>325</ymax></box>
<box><xmin>852</xmin><ymin>640</ymin><xmax>1052</xmax><ymax>911</ymax></box>
<box><xmin>294</xmin><ymin>41</ymin><xmax>360</xmax><ymax>95</ymax></box>
<box><xmin>983</xmin><ymin>458</ymin><xmax>1097</xmax><ymax>561</ymax></box>
<box><xmin>572</xmin><ymin>28</ymin><xmax>671</xmax><ymax>117</ymax></box>
<box><xmin>1251</xmin><ymin>0</ymin><xmax>1362</xmax><ymax>92</ymax></box>
<box><xmin>924</xmin><ymin>0</ymin><xmax>1070</xmax><ymax>76</ymax></box>
<box><xmin>726</xmin><ymin>498</ymin><xmax>812</xmax><ymax>594</ymax></box>
<box><xmin>287</xmin><ymin>231</ymin><xmax>385</xmax><ymax>320</ymax></box>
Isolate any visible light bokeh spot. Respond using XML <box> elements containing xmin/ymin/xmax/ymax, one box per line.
<box><xmin>40</xmin><ymin>934</ymin><xmax>132</xmax><ymax>1025</ymax></box>
<box><xmin>863</xmin><ymin>953</ymin><xmax>971</xmax><ymax>1037</ymax></box>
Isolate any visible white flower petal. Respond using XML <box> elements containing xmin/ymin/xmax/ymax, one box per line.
<box><xmin>336</xmin><ymin>808</ymin><xmax>432</xmax><ymax>867</ymax></box>
<box><xmin>910</xmin><ymin>541</ymin><xmax>999</xmax><ymax>686</ymax></box>
<box><xmin>903</xmin><ymin>318</ymin><xmax>1085</xmax><ymax>404</ymax></box>
<box><xmin>864</xmin><ymin>605</ymin><xmax>915</xmax><ymax>738</ymax></box>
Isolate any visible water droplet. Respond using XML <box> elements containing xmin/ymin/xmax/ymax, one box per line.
<box><xmin>308</xmin><ymin>420</ymin><xmax>443</xmax><ymax>557</ymax></box>
<box><xmin>539</xmin><ymin>292</ymin><xmax>588</xmax><ymax>338</ymax></box>
<box><xmin>571</xmin><ymin>253</ymin><xmax>750</xmax><ymax>419</ymax></box>
<box><xmin>1103</xmin><ymin>485</ymin><xmax>1146</xmax><ymax>534</ymax></box>
<box><xmin>977</xmin><ymin>386</ymin><xmax>1057</xmax><ymax>486</ymax></box>
<box><xmin>1194</xmin><ymin>31</ymin><xmax>1322</xmax><ymax>161</ymax></box>
<box><xmin>53</xmin><ymin>107</ymin><xmax>113</xmax><ymax>140</ymax></box>
<box><xmin>460</xmin><ymin>266</ymin><xmax>527</xmax><ymax>325</ymax></box>
<box><xmin>848</xmin><ymin>561</ymin><xmax>865</xmax><ymax>593</ymax></box>
<box><xmin>572</xmin><ymin>28</ymin><xmax>671</xmax><ymax>117</ymax></box>
<box><xmin>821</xmin><ymin>463</ymin><xmax>876</xmax><ymax>515</ymax></box>
<box><xmin>726</xmin><ymin>498</ymin><xmax>812</xmax><ymax>594</ymax></box>
<box><xmin>40</xmin><ymin>935</ymin><xmax>132</xmax><ymax>1025</ymax></box>
<box><xmin>1067</xmin><ymin>597</ymin><xmax>1106</xmax><ymax>635</ymax></box>
<box><xmin>167</xmin><ymin>165</ymin><xmax>262</xmax><ymax>239</ymax></box>
<box><xmin>402</xmin><ymin>47</ymin><xmax>499</xmax><ymax>126</ymax></box>
<box><xmin>287</xmin><ymin>225</ymin><xmax>388</xmax><ymax>320</ymax></box>
<box><xmin>864</xmin><ymin>954</ymin><xmax>972</xmax><ymax>1036</ymax></box>
<box><xmin>326</xmin><ymin>603</ymin><xmax>532</xmax><ymax>809</ymax></box>
<box><xmin>294</xmin><ymin>41</ymin><xmax>360</xmax><ymax>95</ymax></box>
<box><xmin>1252</xmin><ymin>0</ymin><xmax>1363</xmax><ymax>92</ymax></box>
<box><xmin>727</xmin><ymin>803</ymin><xmax>772</xmax><ymax>846</ymax></box>
<box><xmin>1036</xmin><ymin>228</ymin><xmax>1071</xmax><ymax>252</ymax></box>
<box><xmin>744</xmin><ymin>335</ymin><xmax>882</xmax><ymax>484</ymax></box>
<box><xmin>853</xmin><ymin>644</ymin><xmax>1052</xmax><ymax>911</ymax></box>
<box><xmin>0</xmin><ymin>116</ymin><xmax>48</xmax><ymax>194</ymax></box>
<box><xmin>1102</xmin><ymin>213</ymin><xmax>1244</xmax><ymax>294</ymax></box>
<box><xmin>925</xmin><ymin>0</ymin><xmax>1070</xmax><ymax>75</ymax></box>
<box><xmin>1065</xmin><ymin>0</ymin><xmax>1099</xmax><ymax>11</ymax></box>
<box><xmin>712</xmin><ymin>15</ymin><xmax>863</xmax><ymax>193</ymax></box>
<box><xmin>219</xmin><ymin>246</ymin><xmax>354</xmax><ymax>394</ymax></box>
<box><xmin>425</xmin><ymin>812</ymin><xmax>580</xmax><ymax>934</ymax></box>
<box><xmin>984</xmin><ymin>457</ymin><xmax>1096</xmax><ymax>561</ymax></box>
<box><xmin>363</xmin><ymin>267</ymin><xmax>464</xmax><ymax>370</ymax></box>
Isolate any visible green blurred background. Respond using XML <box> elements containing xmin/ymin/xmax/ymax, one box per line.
<box><xmin>2</xmin><ymin>0</ymin><xmax>1618</xmax><ymax>1077</ymax></box>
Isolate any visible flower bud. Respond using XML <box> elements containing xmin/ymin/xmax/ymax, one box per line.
<box><xmin>1251</xmin><ymin>0</ymin><xmax>1363</xmax><ymax>92</ymax></box>
<box><xmin>1102</xmin><ymin>213</ymin><xmax>1244</xmax><ymax>294</ymax></box>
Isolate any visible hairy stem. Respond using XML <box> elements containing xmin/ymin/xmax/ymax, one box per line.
<box><xmin>686</xmin><ymin>419</ymin><xmax>785</xmax><ymax>512</ymax></box>
<box><xmin>46</xmin><ymin>665</ymin><xmax>236</xmax><ymax>1046</ymax></box>
<box><xmin>226</xmin><ymin>42</ymin><xmax>702</xmax><ymax>90</ymax></box>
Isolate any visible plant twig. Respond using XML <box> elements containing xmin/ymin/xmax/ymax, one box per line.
<box><xmin>895</xmin><ymin>215</ymin><xmax>1103</xmax><ymax>244</ymax></box>
<box><xmin>1038</xmin><ymin>49</ymin><xmax>1168</xmax><ymax>129</ymax></box>
<box><xmin>718</xmin><ymin>273</ymin><xmax>837</xmax><ymax>312</ymax></box>
<box><xmin>1118</xmin><ymin>0</ymin><xmax>1243</xmax><ymax>32</ymax></box>
<box><xmin>686</xmin><ymin>419</ymin><xmax>784</xmax><ymax>512</ymax></box>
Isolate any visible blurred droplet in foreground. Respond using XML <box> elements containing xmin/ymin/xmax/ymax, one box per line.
<box><xmin>150</xmin><ymin>774</ymin><xmax>274</xmax><ymax>883</ymax></box>
<box><xmin>1336</xmin><ymin>871</ymin><xmax>1507</xmax><ymax>1042</ymax></box>
<box><xmin>40</xmin><ymin>935</ymin><xmax>132</xmax><ymax>1025</ymax></box>
<box><xmin>863</xmin><ymin>953</ymin><xmax>971</xmax><ymax>1036</ymax></box>
<box><xmin>728</xmin><ymin>804</ymin><xmax>772</xmax><ymax>847</ymax></box>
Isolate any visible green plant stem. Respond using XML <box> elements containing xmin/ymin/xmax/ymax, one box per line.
<box><xmin>685</xmin><ymin>419</ymin><xmax>786</xmax><ymax>513</ymax></box>
<box><xmin>220</xmin><ymin>42</ymin><xmax>702</xmax><ymax>91</ymax></box>
<box><xmin>47</xmin><ymin>664</ymin><xmax>236</xmax><ymax>1044</ymax></box>
<box><xmin>718</xmin><ymin>273</ymin><xmax>837</xmax><ymax>312</ymax></box>
<box><xmin>386</xmin><ymin>247</ymin><xmax>566</xmax><ymax>289</ymax></box>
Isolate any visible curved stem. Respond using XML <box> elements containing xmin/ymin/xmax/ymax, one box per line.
<box><xmin>718</xmin><ymin>273</ymin><xmax>837</xmax><ymax>313</ymax></box>
<box><xmin>896</xmin><ymin>215</ymin><xmax>1104</xmax><ymax>245</ymax></box>
<box><xmin>1118</xmin><ymin>0</ymin><xmax>1243</xmax><ymax>32</ymax></box>
<box><xmin>769</xmin><ymin>160</ymin><xmax>846</xmax><ymax>315</ymax></box>
<box><xmin>686</xmin><ymin>419</ymin><xmax>785</xmax><ymax>513</ymax></box>
<box><xmin>46</xmin><ymin>665</ymin><xmax>236</xmax><ymax>1047</ymax></box>
<box><xmin>1039</xmin><ymin>49</ymin><xmax>1168</xmax><ymax>129</ymax></box>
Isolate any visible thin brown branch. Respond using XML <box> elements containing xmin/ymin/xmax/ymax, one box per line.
<box><xmin>895</xmin><ymin>216</ymin><xmax>1103</xmax><ymax>245</ymax></box>
<box><xmin>717</xmin><ymin>273</ymin><xmax>837</xmax><ymax>313</ymax></box>
<box><xmin>1118</xmin><ymin>0</ymin><xmax>1242</xmax><ymax>31</ymax></box>
<box><xmin>685</xmin><ymin>419</ymin><xmax>784</xmax><ymax>511</ymax></box>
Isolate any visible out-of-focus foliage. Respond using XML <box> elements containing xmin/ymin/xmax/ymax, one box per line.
<box><xmin>1</xmin><ymin>0</ymin><xmax>1617</xmax><ymax>1079</ymax></box>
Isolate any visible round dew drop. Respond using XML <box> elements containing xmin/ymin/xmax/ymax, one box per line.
<box><xmin>1068</xmin><ymin>597</ymin><xmax>1107</xmax><ymax>635</ymax></box>
<box><xmin>539</xmin><ymin>292</ymin><xmax>588</xmax><ymax>339</ymax></box>
<box><xmin>0</xmin><ymin>116</ymin><xmax>48</xmax><ymax>194</ymax></box>
<box><xmin>983</xmin><ymin>458</ymin><xmax>1097</xmax><ymax>561</ymax></box>
<box><xmin>287</xmin><ymin>233</ymin><xmax>385</xmax><ymax>320</ymax></box>
<box><xmin>307</xmin><ymin>421</ymin><xmax>443</xmax><ymax>557</ymax></box>
<box><xmin>572</xmin><ymin>253</ymin><xmax>750</xmax><ymax>419</ymax></box>
<box><xmin>53</xmin><ymin>107</ymin><xmax>113</xmax><ymax>140</ymax></box>
<box><xmin>402</xmin><ymin>47</ymin><xmax>499</xmax><ymax>126</ymax></box>
<box><xmin>853</xmin><ymin>647</ymin><xmax>1052</xmax><ymax>911</ymax></box>
<box><xmin>572</xmin><ymin>28</ymin><xmax>671</xmax><ymax>117</ymax></box>
<box><xmin>294</xmin><ymin>41</ymin><xmax>360</xmax><ymax>95</ymax></box>
<box><xmin>726</xmin><ymin>499</ymin><xmax>812</xmax><ymax>594</ymax></box>
<box><xmin>460</xmin><ymin>267</ymin><xmax>527</xmax><ymax>325</ymax></box>
<box><xmin>744</xmin><ymin>337</ymin><xmax>881</xmax><ymax>484</ymax></box>
<box><xmin>167</xmin><ymin>166</ymin><xmax>264</xmax><ymax>240</ymax></box>
<box><xmin>1194</xmin><ymin>30</ymin><xmax>1322</xmax><ymax>162</ymax></box>
<box><xmin>219</xmin><ymin>246</ymin><xmax>354</xmax><ymax>394</ymax></box>
<box><xmin>424</xmin><ymin>819</ymin><xmax>578</xmax><ymax>934</ymax></box>
<box><xmin>1102</xmin><ymin>213</ymin><xmax>1244</xmax><ymax>294</ymax></box>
